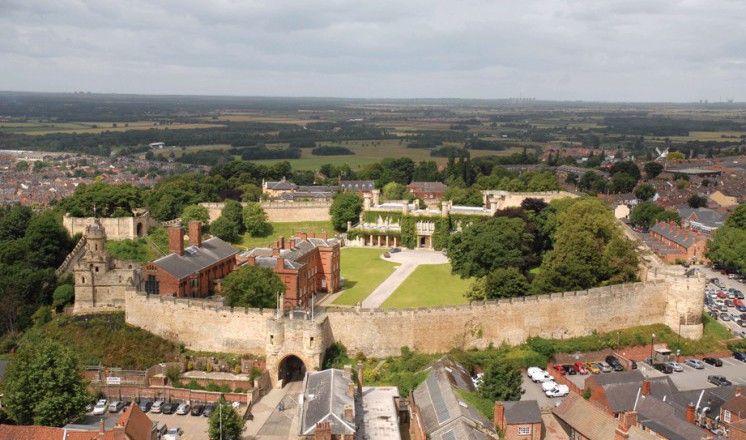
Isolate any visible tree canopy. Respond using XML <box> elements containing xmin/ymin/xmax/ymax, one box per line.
<box><xmin>707</xmin><ymin>204</ymin><xmax>746</xmax><ymax>273</ymax></box>
<box><xmin>59</xmin><ymin>182</ymin><xmax>144</xmax><ymax>217</ymax></box>
<box><xmin>208</xmin><ymin>397</ymin><xmax>245</xmax><ymax>440</ymax></box>
<box><xmin>180</xmin><ymin>204</ymin><xmax>210</xmax><ymax>226</ymax></box>
<box><xmin>3</xmin><ymin>341</ymin><xmax>89</xmax><ymax>426</ymax></box>
<box><xmin>634</xmin><ymin>183</ymin><xmax>656</xmax><ymax>201</ymax></box>
<box><xmin>222</xmin><ymin>266</ymin><xmax>286</xmax><ymax>308</ymax></box>
<box><xmin>478</xmin><ymin>361</ymin><xmax>522</xmax><ymax>402</ymax></box>
<box><xmin>242</xmin><ymin>202</ymin><xmax>269</xmax><ymax>236</ymax></box>
<box><xmin>330</xmin><ymin>192</ymin><xmax>362</xmax><ymax>231</ymax></box>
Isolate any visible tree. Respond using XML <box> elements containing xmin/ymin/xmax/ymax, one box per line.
<box><xmin>330</xmin><ymin>192</ymin><xmax>362</xmax><ymax>231</ymax></box>
<box><xmin>634</xmin><ymin>183</ymin><xmax>656</xmax><ymax>201</ymax></box>
<box><xmin>208</xmin><ymin>397</ymin><xmax>245</xmax><ymax>440</ymax></box>
<box><xmin>526</xmin><ymin>172</ymin><xmax>560</xmax><ymax>191</ymax></box>
<box><xmin>0</xmin><ymin>205</ymin><xmax>33</xmax><ymax>242</ymax></box>
<box><xmin>3</xmin><ymin>341</ymin><xmax>89</xmax><ymax>426</ymax></box>
<box><xmin>382</xmin><ymin>182</ymin><xmax>408</xmax><ymax>201</ymax></box>
<box><xmin>240</xmin><ymin>183</ymin><xmax>262</xmax><ymax>202</ymax></box>
<box><xmin>180</xmin><ymin>205</ymin><xmax>210</xmax><ymax>226</ymax></box>
<box><xmin>15</xmin><ymin>160</ymin><xmax>29</xmax><ymax>172</ymax></box>
<box><xmin>221</xmin><ymin>200</ymin><xmax>245</xmax><ymax>234</ymax></box>
<box><xmin>466</xmin><ymin>267</ymin><xmax>530</xmax><ymax>301</ymax></box>
<box><xmin>478</xmin><ymin>361</ymin><xmax>522</xmax><ymax>401</ymax></box>
<box><xmin>222</xmin><ymin>266</ymin><xmax>286</xmax><ymax>308</ymax></box>
<box><xmin>441</xmin><ymin>187</ymin><xmax>483</xmax><ymax>207</ymax></box>
<box><xmin>630</xmin><ymin>202</ymin><xmax>663</xmax><ymax>229</ymax></box>
<box><xmin>707</xmin><ymin>204</ymin><xmax>746</xmax><ymax>273</ymax></box>
<box><xmin>242</xmin><ymin>202</ymin><xmax>269</xmax><ymax>236</ymax></box>
<box><xmin>412</xmin><ymin>161</ymin><xmax>440</xmax><ymax>182</ymax></box>
<box><xmin>52</xmin><ymin>284</ymin><xmax>75</xmax><ymax>311</ymax></box>
<box><xmin>687</xmin><ymin>195</ymin><xmax>708</xmax><ymax>208</ymax></box>
<box><xmin>644</xmin><ymin>162</ymin><xmax>664</xmax><ymax>179</ymax></box>
<box><xmin>24</xmin><ymin>211</ymin><xmax>72</xmax><ymax>268</ymax></box>
<box><xmin>210</xmin><ymin>216</ymin><xmax>240</xmax><ymax>243</ymax></box>
<box><xmin>448</xmin><ymin>217</ymin><xmax>532</xmax><ymax>278</ymax></box>
<box><xmin>609</xmin><ymin>161</ymin><xmax>641</xmax><ymax>180</ymax></box>
<box><xmin>667</xmin><ymin>151</ymin><xmax>686</xmax><ymax>162</ymax></box>
<box><xmin>577</xmin><ymin>171</ymin><xmax>607</xmax><ymax>195</ymax></box>
<box><xmin>59</xmin><ymin>182</ymin><xmax>144</xmax><ymax>217</ymax></box>
<box><xmin>610</xmin><ymin>172</ymin><xmax>637</xmax><ymax>193</ymax></box>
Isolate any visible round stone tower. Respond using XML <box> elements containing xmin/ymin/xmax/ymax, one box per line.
<box><xmin>661</xmin><ymin>266</ymin><xmax>705</xmax><ymax>340</ymax></box>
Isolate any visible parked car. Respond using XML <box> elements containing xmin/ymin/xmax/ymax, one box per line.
<box><xmin>720</xmin><ymin>313</ymin><xmax>731</xmax><ymax>321</ymax></box>
<box><xmin>552</xmin><ymin>365</ymin><xmax>566</xmax><ymax>375</ymax></box>
<box><xmin>163</xmin><ymin>427</ymin><xmax>183</xmax><ymax>440</ymax></box>
<box><xmin>703</xmin><ymin>357</ymin><xmax>723</xmax><ymax>367</ymax></box>
<box><xmin>541</xmin><ymin>381</ymin><xmax>560</xmax><ymax>392</ymax></box>
<box><xmin>203</xmin><ymin>405</ymin><xmax>216</xmax><ymax>417</ymax></box>
<box><xmin>139</xmin><ymin>401</ymin><xmax>153</xmax><ymax>413</ymax></box>
<box><xmin>585</xmin><ymin>362</ymin><xmax>601</xmax><ymax>374</ymax></box>
<box><xmin>93</xmin><ymin>399</ymin><xmax>108</xmax><ymax>415</ymax></box>
<box><xmin>161</xmin><ymin>403</ymin><xmax>177</xmax><ymax>415</ymax></box>
<box><xmin>708</xmin><ymin>310</ymin><xmax>719</xmax><ymax>319</ymax></box>
<box><xmin>708</xmin><ymin>375</ymin><xmax>732</xmax><ymax>386</ymax></box>
<box><xmin>736</xmin><ymin>292</ymin><xmax>745</xmax><ymax>300</ymax></box>
<box><xmin>562</xmin><ymin>364</ymin><xmax>577</xmax><ymax>375</ymax></box>
<box><xmin>151</xmin><ymin>400</ymin><xmax>164</xmax><ymax>414</ymax></box>
<box><xmin>190</xmin><ymin>405</ymin><xmax>205</xmax><ymax>416</ymax></box>
<box><xmin>653</xmin><ymin>363</ymin><xmax>674</xmax><ymax>374</ymax></box>
<box><xmin>153</xmin><ymin>422</ymin><xmax>168</xmax><ymax>439</ymax></box>
<box><xmin>718</xmin><ymin>291</ymin><xmax>727</xmax><ymax>299</ymax></box>
<box><xmin>599</xmin><ymin>362</ymin><xmax>613</xmax><ymax>373</ymax></box>
<box><xmin>629</xmin><ymin>360</ymin><xmax>637</xmax><ymax>370</ymax></box>
<box><xmin>390</xmin><ymin>247</ymin><xmax>401</xmax><ymax>253</ymax></box>
<box><xmin>573</xmin><ymin>362</ymin><xmax>588</xmax><ymax>374</ymax></box>
<box><xmin>734</xmin><ymin>352</ymin><xmax>746</xmax><ymax>362</ymax></box>
<box><xmin>108</xmin><ymin>401</ymin><xmax>124</xmax><ymax>413</ymax></box>
<box><xmin>665</xmin><ymin>362</ymin><xmax>684</xmax><ymax>372</ymax></box>
<box><xmin>726</xmin><ymin>300</ymin><xmax>734</xmax><ymax>308</ymax></box>
<box><xmin>545</xmin><ymin>384</ymin><xmax>570</xmax><ymax>398</ymax></box>
<box><xmin>684</xmin><ymin>359</ymin><xmax>705</xmax><ymax>369</ymax></box>
<box><xmin>175</xmin><ymin>403</ymin><xmax>191</xmax><ymax>415</ymax></box>
<box><xmin>527</xmin><ymin>367</ymin><xmax>552</xmax><ymax>382</ymax></box>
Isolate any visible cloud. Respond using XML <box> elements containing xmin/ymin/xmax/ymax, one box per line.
<box><xmin>0</xmin><ymin>0</ymin><xmax>744</xmax><ymax>101</ymax></box>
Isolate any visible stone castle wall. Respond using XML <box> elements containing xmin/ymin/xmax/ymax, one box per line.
<box><xmin>125</xmin><ymin>274</ymin><xmax>702</xmax><ymax>359</ymax></box>
<box><xmin>63</xmin><ymin>215</ymin><xmax>155</xmax><ymax>240</ymax></box>
<box><xmin>200</xmin><ymin>201</ymin><xmax>332</xmax><ymax>223</ymax></box>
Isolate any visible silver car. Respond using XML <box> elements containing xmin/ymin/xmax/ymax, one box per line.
<box><xmin>599</xmin><ymin>362</ymin><xmax>613</xmax><ymax>373</ymax></box>
<box><xmin>665</xmin><ymin>362</ymin><xmax>684</xmax><ymax>372</ymax></box>
<box><xmin>684</xmin><ymin>359</ymin><xmax>705</xmax><ymax>369</ymax></box>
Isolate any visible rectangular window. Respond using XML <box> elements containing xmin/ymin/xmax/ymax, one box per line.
<box><xmin>724</xmin><ymin>410</ymin><xmax>731</xmax><ymax>423</ymax></box>
<box><xmin>145</xmin><ymin>275</ymin><xmax>160</xmax><ymax>295</ymax></box>
<box><xmin>518</xmin><ymin>426</ymin><xmax>531</xmax><ymax>435</ymax></box>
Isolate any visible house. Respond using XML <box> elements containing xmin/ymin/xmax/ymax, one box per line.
<box><xmin>237</xmin><ymin>232</ymin><xmax>341</xmax><ymax>308</ymax></box>
<box><xmin>144</xmin><ymin>222</ymin><xmax>238</xmax><ymax>298</ymax></box>
<box><xmin>710</xmin><ymin>190</ymin><xmax>739</xmax><ymax>208</ymax></box>
<box><xmin>0</xmin><ymin>403</ymin><xmax>156</xmax><ymax>439</ymax></box>
<box><xmin>262</xmin><ymin>177</ymin><xmax>297</xmax><ymax>198</ymax></box>
<box><xmin>339</xmin><ymin>179</ymin><xmax>375</xmax><ymax>196</ymax></box>
<box><xmin>494</xmin><ymin>401</ymin><xmax>542</xmax><ymax>440</ymax></box>
<box><xmin>648</xmin><ymin>221</ymin><xmax>709</xmax><ymax>264</ymax></box>
<box><xmin>665</xmin><ymin>385</ymin><xmax>739</xmax><ymax>429</ymax></box>
<box><xmin>408</xmin><ymin>357</ymin><xmax>498</xmax><ymax>440</ymax></box>
<box><xmin>634</xmin><ymin>394</ymin><xmax>710</xmax><ymax>440</ymax></box>
<box><xmin>297</xmin><ymin>365</ymin><xmax>401</xmax><ymax>440</ymax></box>
<box><xmin>721</xmin><ymin>392</ymin><xmax>746</xmax><ymax>430</ymax></box>
<box><xmin>586</xmin><ymin>372</ymin><xmax>677</xmax><ymax>415</ymax></box>
<box><xmin>677</xmin><ymin>207</ymin><xmax>727</xmax><ymax>233</ymax></box>
<box><xmin>407</xmin><ymin>181</ymin><xmax>448</xmax><ymax>202</ymax></box>
<box><xmin>552</xmin><ymin>393</ymin><xmax>657</xmax><ymax>440</ymax></box>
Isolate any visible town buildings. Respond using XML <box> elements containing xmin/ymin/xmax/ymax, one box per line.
<box><xmin>406</xmin><ymin>181</ymin><xmax>448</xmax><ymax>202</ymax></box>
<box><xmin>237</xmin><ymin>232</ymin><xmax>341</xmax><ymax>308</ymax></box>
<box><xmin>494</xmin><ymin>401</ymin><xmax>543</xmax><ymax>440</ymax></box>
<box><xmin>648</xmin><ymin>221</ymin><xmax>709</xmax><ymax>264</ymax></box>
<box><xmin>262</xmin><ymin>177</ymin><xmax>337</xmax><ymax>201</ymax></box>
<box><xmin>144</xmin><ymin>222</ymin><xmax>238</xmax><ymax>298</ymax></box>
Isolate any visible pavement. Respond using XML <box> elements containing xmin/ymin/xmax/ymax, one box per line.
<box><xmin>360</xmin><ymin>249</ymin><xmax>448</xmax><ymax>308</ymax></box>
<box><xmin>255</xmin><ymin>381</ymin><xmax>303</xmax><ymax>439</ymax></box>
<box><xmin>521</xmin><ymin>375</ymin><xmax>565</xmax><ymax>410</ymax></box>
<box><xmin>243</xmin><ymin>381</ymin><xmax>298</xmax><ymax>438</ymax></box>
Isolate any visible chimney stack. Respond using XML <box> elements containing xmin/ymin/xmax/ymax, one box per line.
<box><xmin>494</xmin><ymin>402</ymin><xmax>505</xmax><ymax>429</ymax></box>
<box><xmin>621</xmin><ymin>411</ymin><xmax>637</xmax><ymax>430</ymax></box>
<box><xmin>99</xmin><ymin>418</ymin><xmax>105</xmax><ymax>434</ymax></box>
<box><xmin>642</xmin><ymin>379</ymin><xmax>651</xmax><ymax>396</ymax></box>
<box><xmin>357</xmin><ymin>361</ymin><xmax>364</xmax><ymax>394</ymax></box>
<box><xmin>168</xmin><ymin>227</ymin><xmax>185</xmax><ymax>256</ymax></box>
<box><xmin>321</xmin><ymin>232</ymin><xmax>328</xmax><ymax>240</ymax></box>
<box><xmin>686</xmin><ymin>402</ymin><xmax>695</xmax><ymax>424</ymax></box>
<box><xmin>314</xmin><ymin>421</ymin><xmax>332</xmax><ymax>440</ymax></box>
<box><xmin>343</xmin><ymin>364</ymin><xmax>352</xmax><ymax>381</ymax></box>
<box><xmin>310</xmin><ymin>232</ymin><xmax>316</xmax><ymax>238</ymax></box>
<box><xmin>737</xmin><ymin>386</ymin><xmax>742</xmax><ymax>397</ymax></box>
<box><xmin>343</xmin><ymin>404</ymin><xmax>354</xmax><ymax>422</ymax></box>
<box><xmin>347</xmin><ymin>380</ymin><xmax>355</xmax><ymax>398</ymax></box>
<box><xmin>247</xmin><ymin>256</ymin><xmax>256</xmax><ymax>266</ymax></box>
<box><xmin>188</xmin><ymin>221</ymin><xmax>202</xmax><ymax>247</ymax></box>
<box><xmin>277</xmin><ymin>257</ymin><xmax>284</xmax><ymax>270</ymax></box>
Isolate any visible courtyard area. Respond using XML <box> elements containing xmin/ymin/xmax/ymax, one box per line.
<box><xmin>330</xmin><ymin>247</ymin><xmax>469</xmax><ymax>309</ymax></box>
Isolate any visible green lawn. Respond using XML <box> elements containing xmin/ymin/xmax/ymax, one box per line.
<box><xmin>333</xmin><ymin>248</ymin><xmax>397</xmax><ymax>306</ymax></box>
<box><xmin>380</xmin><ymin>264</ymin><xmax>471</xmax><ymax>309</ymax></box>
<box><xmin>240</xmin><ymin>221</ymin><xmax>335</xmax><ymax>249</ymax></box>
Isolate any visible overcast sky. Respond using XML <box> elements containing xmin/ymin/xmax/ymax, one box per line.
<box><xmin>1</xmin><ymin>0</ymin><xmax>745</xmax><ymax>102</ymax></box>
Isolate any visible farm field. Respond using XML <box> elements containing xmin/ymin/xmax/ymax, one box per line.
<box><xmin>239</xmin><ymin>220</ymin><xmax>335</xmax><ymax>249</ymax></box>
<box><xmin>0</xmin><ymin>121</ymin><xmax>223</xmax><ymax>135</ymax></box>
<box><xmin>653</xmin><ymin>131</ymin><xmax>746</xmax><ymax>142</ymax></box>
<box><xmin>333</xmin><ymin>248</ymin><xmax>397</xmax><ymax>306</ymax></box>
<box><xmin>380</xmin><ymin>263</ymin><xmax>470</xmax><ymax>309</ymax></box>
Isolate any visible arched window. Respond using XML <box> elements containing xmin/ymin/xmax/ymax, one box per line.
<box><xmin>81</xmin><ymin>276</ymin><xmax>86</xmax><ymax>284</ymax></box>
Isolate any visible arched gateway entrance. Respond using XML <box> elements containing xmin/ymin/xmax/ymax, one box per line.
<box><xmin>278</xmin><ymin>355</ymin><xmax>307</xmax><ymax>386</ymax></box>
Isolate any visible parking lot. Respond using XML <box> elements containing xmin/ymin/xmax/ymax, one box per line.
<box><xmin>80</xmin><ymin>403</ymin><xmax>215</xmax><ymax>440</ymax></box>
<box><xmin>700</xmin><ymin>266</ymin><xmax>746</xmax><ymax>338</ymax></box>
<box><xmin>652</xmin><ymin>356</ymin><xmax>746</xmax><ymax>391</ymax></box>
<box><xmin>521</xmin><ymin>375</ymin><xmax>566</xmax><ymax>409</ymax></box>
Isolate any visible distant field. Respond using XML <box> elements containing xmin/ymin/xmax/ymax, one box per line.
<box><xmin>654</xmin><ymin>131</ymin><xmax>746</xmax><ymax>142</ymax></box>
<box><xmin>333</xmin><ymin>248</ymin><xmax>397</xmax><ymax>306</ymax></box>
<box><xmin>240</xmin><ymin>220</ymin><xmax>335</xmax><ymax>249</ymax></box>
<box><xmin>198</xmin><ymin>112</ymin><xmax>323</xmax><ymax>125</ymax></box>
<box><xmin>0</xmin><ymin>121</ymin><xmax>223</xmax><ymax>135</ymax></box>
<box><xmin>380</xmin><ymin>263</ymin><xmax>470</xmax><ymax>309</ymax></box>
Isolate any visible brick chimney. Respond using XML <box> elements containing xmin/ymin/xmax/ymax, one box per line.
<box><xmin>99</xmin><ymin>418</ymin><xmax>105</xmax><ymax>434</ymax></box>
<box><xmin>168</xmin><ymin>227</ymin><xmax>184</xmax><ymax>256</ymax></box>
<box><xmin>247</xmin><ymin>256</ymin><xmax>256</xmax><ymax>266</ymax></box>
<box><xmin>620</xmin><ymin>411</ymin><xmax>637</xmax><ymax>430</ymax></box>
<box><xmin>736</xmin><ymin>386</ymin><xmax>742</xmax><ymax>397</ymax></box>
<box><xmin>686</xmin><ymin>402</ymin><xmax>695</xmax><ymax>424</ymax></box>
<box><xmin>314</xmin><ymin>421</ymin><xmax>332</xmax><ymax>440</ymax></box>
<box><xmin>347</xmin><ymin>380</ymin><xmax>355</xmax><ymax>398</ymax></box>
<box><xmin>321</xmin><ymin>232</ymin><xmax>328</xmax><ymax>240</ymax></box>
<box><xmin>297</xmin><ymin>232</ymin><xmax>308</xmax><ymax>241</ymax></box>
<box><xmin>343</xmin><ymin>364</ymin><xmax>352</xmax><ymax>381</ymax></box>
<box><xmin>642</xmin><ymin>379</ymin><xmax>650</xmax><ymax>396</ymax></box>
<box><xmin>357</xmin><ymin>361</ymin><xmax>364</xmax><ymax>394</ymax></box>
<box><xmin>276</xmin><ymin>257</ymin><xmax>284</xmax><ymax>270</ymax></box>
<box><xmin>188</xmin><ymin>221</ymin><xmax>202</xmax><ymax>247</ymax></box>
<box><xmin>277</xmin><ymin>236</ymin><xmax>285</xmax><ymax>249</ymax></box>
<box><xmin>615</xmin><ymin>424</ymin><xmax>630</xmax><ymax>440</ymax></box>
<box><xmin>494</xmin><ymin>402</ymin><xmax>505</xmax><ymax>429</ymax></box>
<box><xmin>310</xmin><ymin>232</ymin><xmax>316</xmax><ymax>238</ymax></box>
<box><xmin>272</xmin><ymin>245</ymin><xmax>280</xmax><ymax>257</ymax></box>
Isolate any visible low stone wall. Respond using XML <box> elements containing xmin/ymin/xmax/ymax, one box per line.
<box><xmin>63</xmin><ymin>214</ymin><xmax>155</xmax><ymax>240</ymax></box>
<box><xmin>200</xmin><ymin>201</ymin><xmax>331</xmax><ymax>223</ymax></box>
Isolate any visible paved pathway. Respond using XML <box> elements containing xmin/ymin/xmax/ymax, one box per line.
<box><xmin>244</xmin><ymin>381</ymin><xmax>301</xmax><ymax>438</ymax></box>
<box><xmin>360</xmin><ymin>249</ymin><xmax>448</xmax><ymax>308</ymax></box>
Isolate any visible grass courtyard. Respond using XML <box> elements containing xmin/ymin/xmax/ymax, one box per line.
<box><xmin>380</xmin><ymin>264</ymin><xmax>471</xmax><ymax>309</ymax></box>
<box><xmin>332</xmin><ymin>248</ymin><xmax>397</xmax><ymax>306</ymax></box>
<box><xmin>240</xmin><ymin>220</ymin><xmax>335</xmax><ymax>249</ymax></box>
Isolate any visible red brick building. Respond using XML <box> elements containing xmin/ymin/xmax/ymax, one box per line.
<box><xmin>494</xmin><ymin>401</ymin><xmax>543</xmax><ymax>440</ymax></box>
<box><xmin>144</xmin><ymin>221</ymin><xmax>238</xmax><ymax>298</ymax></box>
<box><xmin>237</xmin><ymin>232</ymin><xmax>341</xmax><ymax>308</ymax></box>
<box><xmin>407</xmin><ymin>181</ymin><xmax>448</xmax><ymax>202</ymax></box>
<box><xmin>649</xmin><ymin>221</ymin><xmax>709</xmax><ymax>264</ymax></box>
<box><xmin>721</xmin><ymin>392</ymin><xmax>746</xmax><ymax>431</ymax></box>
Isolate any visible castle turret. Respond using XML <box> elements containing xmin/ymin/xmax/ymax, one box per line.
<box><xmin>662</xmin><ymin>267</ymin><xmax>705</xmax><ymax>339</ymax></box>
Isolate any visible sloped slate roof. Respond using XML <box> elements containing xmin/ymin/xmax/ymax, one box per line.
<box><xmin>552</xmin><ymin>393</ymin><xmax>657</xmax><ymax>440</ymax></box>
<box><xmin>299</xmin><ymin>369</ymin><xmax>356</xmax><ymax>436</ymax></box>
<box><xmin>635</xmin><ymin>395</ymin><xmax>710</xmax><ymax>440</ymax></box>
<box><xmin>501</xmin><ymin>401</ymin><xmax>542</xmax><ymax>424</ymax></box>
<box><xmin>650</xmin><ymin>222</ymin><xmax>700</xmax><ymax>249</ymax></box>
<box><xmin>152</xmin><ymin>237</ymin><xmax>238</xmax><ymax>280</ymax></box>
<box><xmin>266</xmin><ymin>180</ymin><xmax>296</xmax><ymax>190</ymax></box>
<box><xmin>601</xmin><ymin>376</ymin><xmax>678</xmax><ymax>413</ymax></box>
<box><xmin>340</xmin><ymin>180</ymin><xmax>374</xmax><ymax>191</ymax></box>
